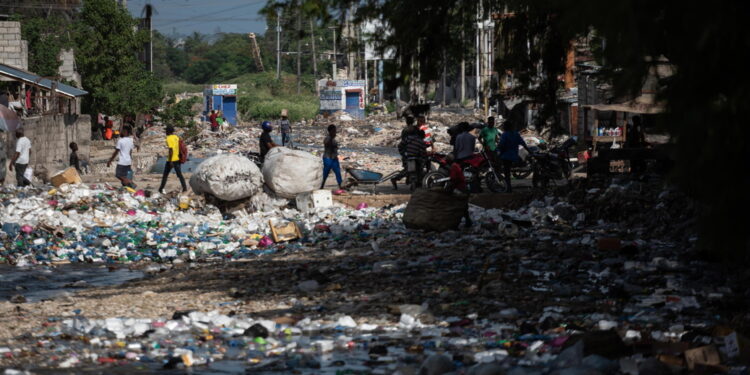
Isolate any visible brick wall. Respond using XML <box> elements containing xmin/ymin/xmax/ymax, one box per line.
<box><xmin>6</xmin><ymin>114</ymin><xmax>91</xmax><ymax>174</ymax></box>
<box><xmin>0</xmin><ymin>21</ymin><xmax>27</xmax><ymax>72</ymax></box>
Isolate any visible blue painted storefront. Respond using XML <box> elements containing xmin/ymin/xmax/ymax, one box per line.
<box><xmin>203</xmin><ymin>84</ymin><xmax>237</xmax><ymax>125</ymax></box>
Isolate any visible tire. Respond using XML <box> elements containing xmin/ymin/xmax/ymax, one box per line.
<box><xmin>484</xmin><ymin>171</ymin><xmax>506</xmax><ymax>193</ymax></box>
<box><xmin>512</xmin><ymin>168</ymin><xmax>532</xmax><ymax>179</ymax></box>
<box><xmin>532</xmin><ymin>168</ymin><xmax>549</xmax><ymax>190</ymax></box>
<box><xmin>422</xmin><ymin>171</ymin><xmax>449</xmax><ymax>190</ymax></box>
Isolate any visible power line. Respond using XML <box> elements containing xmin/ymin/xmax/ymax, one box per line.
<box><xmin>157</xmin><ymin>1</ymin><xmax>265</xmax><ymax>27</ymax></box>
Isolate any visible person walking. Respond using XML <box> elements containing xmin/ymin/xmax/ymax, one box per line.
<box><xmin>259</xmin><ymin>121</ymin><xmax>277</xmax><ymax>163</ymax></box>
<box><xmin>498</xmin><ymin>121</ymin><xmax>531</xmax><ymax>193</ymax></box>
<box><xmin>106</xmin><ymin>126</ymin><xmax>136</xmax><ymax>188</ymax></box>
<box><xmin>158</xmin><ymin>126</ymin><xmax>187</xmax><ymax>194</ymax></box>
<box><xmin>8</xmin><ymin>129</ymin><xmax>31</xmax><ymax>187</ymax></box>
<box><xmin>0</xmin><ymin>129</ymin><xmax>7</xmax><ymax>185</ymax></box>
<box><xmin>320</xmin><ymin>125</ymin><xmax>342</xmax><ymax>189</ymax></box>
<box><xmin>279</xmin><ymin>112</ymin><xmax>292</xmax><ymax>146</ymax></box>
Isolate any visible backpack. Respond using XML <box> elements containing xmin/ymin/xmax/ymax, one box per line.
<box><xmin>178</xmin><ymin>139</ymin><xmax>189</xmax><ymax>164</ymax></box>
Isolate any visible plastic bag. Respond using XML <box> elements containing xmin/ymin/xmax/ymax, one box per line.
<box><xmin>262</xmin><ymin>147</ymin><xmax>323</xmax><ymax>199</ymax></box>
<box><xmin>190</xmin><ymin>154</ymin><xmax>264</xmax><ymax>201</ymax></box>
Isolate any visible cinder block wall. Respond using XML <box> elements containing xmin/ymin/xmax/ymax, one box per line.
<box><xmin>0</xmin><ymin>21</ymin><xmax>28</xmax><ymax>71</ymax></box>
<box><xmin>7</xmin><ymin>114</ymin><xmax>91</xmax><ymax>174</ymax></box>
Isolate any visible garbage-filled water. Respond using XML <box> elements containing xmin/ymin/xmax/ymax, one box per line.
<box><xmin>0</xmin><ymin>264</ymin><xmax>142</xmax><ymax>303</ymax></box>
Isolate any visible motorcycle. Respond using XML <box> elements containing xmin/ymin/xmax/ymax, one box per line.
<box><xmin>390</xmin><ymin>153</ymin><xmax>442</xmax><ymax>192</ymax></box>
<box><xmin>511</xmin><ymin>146</ymin><xmax>541</xmax><ymax>179</ymax></box>
<box><xmin>531</xmin><ymin>137</ymin><xmax>576</xmax><ymax>189</ymax></box>
<box><xmin>423</xmin><ymin>150</ymin><xmax>506</xmax><ymax>193</ymax></box>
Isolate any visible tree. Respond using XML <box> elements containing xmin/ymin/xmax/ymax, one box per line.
<box><xmin>272</xmin><ymin>0</ymin><xmax>749</xmax><ymax>260</ymax></box>
<box><xmin>74</xmin><ymin>0</ymin><xmax>162</xmax><ymax>116</ymax></box>
<box><xmin>16</xmin><ymin>15</ymin><xmax>73</xmax><ymax>78</ymax></box>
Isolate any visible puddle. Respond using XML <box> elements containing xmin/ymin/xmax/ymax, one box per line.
<box><xmin>0</xmin><ymin>263</ymin><xmax>143</xmax><ymax>302</ymax></box>
<box><xmin>150</xmin><ymin>156</ymin><xmax>207</xmax><ymax>174</ymax></box>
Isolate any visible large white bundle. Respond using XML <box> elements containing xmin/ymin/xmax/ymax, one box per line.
<box><xmin>262</xmin><ymin>147</ymin><xmax>323</xmax><ymax>199</ymax></box>
<box><xmin>190</xmin><ymin>154</ymin><xmax>264</xmax><ymax>201</ymax></box>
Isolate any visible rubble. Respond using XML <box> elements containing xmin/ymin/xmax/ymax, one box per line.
<box><xmin>0</xmin><ymin>172</ymin><xmax>748</xmax><ymax>374</ymax></box>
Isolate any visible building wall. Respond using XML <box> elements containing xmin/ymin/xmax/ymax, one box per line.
<box><xmin>58</xmin><ymin>49</ymin><xmax>81</xmax><ymax>87</ymax></box>
<box><xmin>7</xmin><ymin>114</ymin><xmax>91</xmax><ymax>175</ymax></box>
<box><xmin>0</xmin><ymin>21</ymin><xmax>28</xmax><ymax>73</ymax></box>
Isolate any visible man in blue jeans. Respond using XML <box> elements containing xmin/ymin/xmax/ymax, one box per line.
<box><xmin>320</xmin><ymin>125</ymin><xmax>342</xmax><ymax>189</ymax></box>
<box><xmin>498</xmin><ymin>121</ymin><xmax>531</xmax><ymax>193</ymax></box>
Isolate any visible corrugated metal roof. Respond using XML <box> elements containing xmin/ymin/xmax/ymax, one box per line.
<box><xmin>0</xmin><ymin>63</ymin><xmax>88</xmax><ymax>98</ymax></box>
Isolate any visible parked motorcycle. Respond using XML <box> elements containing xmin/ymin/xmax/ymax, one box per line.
<box><xmin>511</xmin><ymin>146</ymin><xmax>540</xmax><ymax>179</ymax></box>
<box><xmin>531</xmin><ymin>137</ymin><xmax>576</xmax><ymax>189</ymax></box>
<box><xmin>422</xmin><ymin>151</ymin><xmax>505</xmax><ymax>193</ymax></box>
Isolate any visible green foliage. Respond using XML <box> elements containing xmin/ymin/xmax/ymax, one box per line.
<box><xmin>16</xmin><ymin>15</ymin><xmax>72</xmax><ymax>78</ymax></box>
<box><xmin>74</xmin><ymin>0</ymin><xmax>162</xmax><ymax>116</ymax></box>
<box><xmin>161</xmin><ymin>96</ymin><xmax>200</xmax><ymax>128</ymax></box>
<box><xmin>234</xmin><ymin>72</ymin><xmax>319</xmax><ymax>121</ymax></box>
<box><xmin>385</xmin><ymin>101</ymin><xmax>396</xmax><ymax>114</ymax></box>
<box><xmin>180</xmin><ymin>33</ymin><xmax>257</xmax><ymax>84</ymax></box>
<box><xmin>163</xmin><ymin>81</ymin><xmax>204</xmax><ymax>97</ymax></box>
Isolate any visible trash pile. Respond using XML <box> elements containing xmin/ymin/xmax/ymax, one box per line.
<box><xmin>0</xmin><ymin>183</ymin><xmax>400</xmax><ymax>266</ymax></box>
<box><xmin>1</xmin><ymin>176</ymin><xmax>748</xmax><ymax>373</ymax></box>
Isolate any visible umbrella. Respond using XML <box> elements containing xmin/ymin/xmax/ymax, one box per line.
<box><xmin>0</xmin><ymin>104</ymin><xmax>21</xmax><ymax>132</ymax></box>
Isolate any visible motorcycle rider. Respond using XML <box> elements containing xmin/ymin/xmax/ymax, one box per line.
<box><xmin>404</xmin><ymin>126</ymin><xmax>428</xmax><ymax>188</ymax></box>
<box><xmin>453</xmin><ymin>124</ymin><xmax>482</xmax><ymax>192</ymax></box>
<box><xmin>454</xmin><ymin>124</ymin><xmax>480</xmax><ymax>162</ymax></box>
<box><xmin>498</xmin><ymin>120</ymin><xmax>531</xmax><ymax>193</ymax></box>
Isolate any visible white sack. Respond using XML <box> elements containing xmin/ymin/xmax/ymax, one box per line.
<box><xmin>190</xmin><ymin>154</ymin><xmax>263</xmax><ymax>201</ymax></box>
<box><xmin>262</xmin><ymin>147</ymin><xmax>323</xmax><ymax>199</ymax></box>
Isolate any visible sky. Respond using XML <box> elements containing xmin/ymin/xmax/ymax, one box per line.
<box><xmin>126</xmin><ymin>0</ymin><xmax>269</xmax><ymax>37</ymax></box>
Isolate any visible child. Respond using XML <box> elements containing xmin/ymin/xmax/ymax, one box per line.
<box><xmin>445</xmin><ymin>153</ymin><xmax>473</xmax><ymax>227</ymax></box>
<box><xmin>69</xmin><ymin>142</ymin><xmax>82</xmax><ymax>174</ymax></box>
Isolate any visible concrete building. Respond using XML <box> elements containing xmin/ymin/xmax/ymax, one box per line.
<box><xmin>58</xmin><ymin>49</ymin><xmax>82</xmax><ymax>87</ymax></box>
<box><xmin>0</xmin><ymin>21</ymin><xmax>28</xmax><ymax>75</ymax></box>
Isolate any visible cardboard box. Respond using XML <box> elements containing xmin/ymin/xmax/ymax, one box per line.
<box><xmin>50</xmin><ymin>167</ymin><xmax>82</xmax><ymax>187</ymax></box>
<box><xmin>269</xmin><ymin>220</ymin><xmax>301</xmax><ymax>242</ymax></box>
<box><xmin>684</xmin><ymin>345</ymin><xmax>721</xmax><ymax>370</ymax></box>
<box><xmin>295</xmin><ymin>190</ymin><xmax>333</xmax><ymax>212</ymax></box>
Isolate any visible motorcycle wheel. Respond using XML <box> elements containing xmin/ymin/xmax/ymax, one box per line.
<box><xmin>422</xmin><ymin>171</ymin><xmax>449</xmax><ymax>190</ymax></box>
<box><xmin>484</xmin><ymin>171</ymin><xmax>506</xmax><ymax>193</ymax></box>
<box><xmin>532</xmin><ymin>168</ymin><xmax>549</xmax><ymax>190</ymax></box>
<box><xmin>512</xmin><ymin>168</ymin><xmax>532</xmax><ymax>179</ymax></box>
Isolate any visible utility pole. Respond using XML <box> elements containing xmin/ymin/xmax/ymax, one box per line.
<box><xmin>296</xmin><ymin>12</ymin><xmax>302</xmax><ymax>94</ymax></box>
<box><xmin>310</xmin><ymin>19</ymin><xmax>318</xmax><ymax>95</ymax></box>
<box><xmin>329</xmin><ymin>27</ymin><xmax>337</xmax><ymax>79</ymax></box>
<box><xmin>276</xmin><ymin>9</ymin><xmax>281</xmax><ymax>80</ymax></box>
<box><xmin>476</xmin><ymin>0</ymin><xmax>481</xmax><ymax>110</ymax></box>
<box><xmin>442</xmin><ymin>51</ymin><xmax>447</xmax><ymax>106</ymax></box>
<box><xmin>461</xmin><ymin>28</ymin><xmax>466</xmax><ymax>105</ymax></box>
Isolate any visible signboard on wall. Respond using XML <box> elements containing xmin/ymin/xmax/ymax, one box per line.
<box><xmin>211</xmin><ymin>84</ymin><xmax>237</xmax><ymax>95</ymax></box>
<box><xmin>320</xmin><ymin>90</ymin><xmax>342</xmax><ymax>111</ymax></box>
